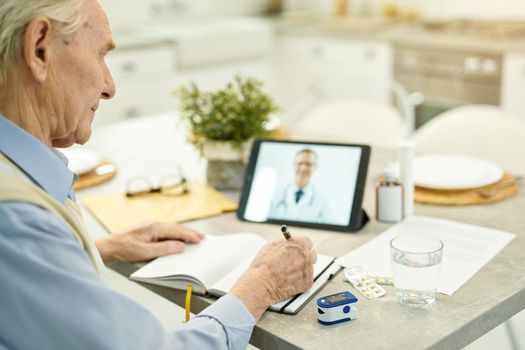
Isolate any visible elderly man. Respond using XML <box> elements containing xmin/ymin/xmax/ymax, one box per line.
<box><xmin>0</xmin><ymin>1</ymin><xmax>316</xmax><ymax>349</ymax></box>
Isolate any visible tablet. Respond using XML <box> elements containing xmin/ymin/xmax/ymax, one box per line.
<box><xmin>237</xmin><ymin>139</ymin><xmax>371</xmax><ymax>232</ymax></box>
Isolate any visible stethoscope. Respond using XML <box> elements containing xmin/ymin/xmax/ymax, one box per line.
<box><xmin>275</xmin><ymin>184</ymin><xmax>316</xmax><ymax>211</ymax></box>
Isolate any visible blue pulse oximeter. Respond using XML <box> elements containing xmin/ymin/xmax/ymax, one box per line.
<box><xmin>317</xmin><ymin>291</ymin><xmax>359</xmax><ymax>325</ymax></box>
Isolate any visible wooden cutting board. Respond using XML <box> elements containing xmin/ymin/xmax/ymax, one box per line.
<box><xmin>74</xmin><ymin>160</ymin><xmax>117</xmax><ymax>191</ymax></box>
<box><xmin>415</xmin><ymin>173</ymin><xmax>518</xmax><ymax>206</ymax></box>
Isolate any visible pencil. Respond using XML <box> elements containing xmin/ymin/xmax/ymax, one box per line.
<box><xmin>281</xmin><ymin>225</ymin><xmax>291</xmax><ymax>239</ymax></box>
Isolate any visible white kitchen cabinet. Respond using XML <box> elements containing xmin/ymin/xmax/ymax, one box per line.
<box><xmin>272</xmin><ymin>35</ymin><xmax>393</xmax><ymax>110</ymax></box>
<box><xmin>174</xmin><ymin>59</ymin><xmax>270</xmax><ymax>93</ymax></box>
<box><xmin>95</xmin><ymin>78</ymin><xmax>179</xmax><ymax>126</ymax></box>
<box><xmin>94</xmin><ymin>43</ymin><xmax>178</xmax><ymax>127</ymax></box>
<box><xmin>93</xmin><ymin>17</ymin><xmax>274</xmax><ymax>127</ymax></box>
<box><xmin>501</xmin><ymin>52</ymin><xmax>525</xmax><ymax>118</ymax></box>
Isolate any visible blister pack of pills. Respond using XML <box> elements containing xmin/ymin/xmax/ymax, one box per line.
<box><xmin>368</xmin><ymin>273</ymin><xmax>393</xmax><ymax>286</ymax></box>
<box><xmin>343</xmin><ymin>266</ymin><xmax>390</xmax><ymax>299</ymax></box>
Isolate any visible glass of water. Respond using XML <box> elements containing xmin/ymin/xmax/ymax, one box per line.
<box><xmin>390</xmin><ymin>236</ymin><xmax>443</xmax><ymax>306</ymax></box>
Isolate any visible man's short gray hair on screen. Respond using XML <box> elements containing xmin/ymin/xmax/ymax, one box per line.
<box><xmin>0</xmin><ymin>0</ymin><xmax>85</xmax><ymax>85</ymax></box>
<box><xmin>295</xmin><ymin>148</ymin><xmax>318</xmax><ymax>163</ymax></box>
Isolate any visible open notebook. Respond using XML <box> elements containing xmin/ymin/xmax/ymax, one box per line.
<box><xmin>130</xmin><ymin>233</ymin><xmax>339</xmax><ymax>314</ymax></box>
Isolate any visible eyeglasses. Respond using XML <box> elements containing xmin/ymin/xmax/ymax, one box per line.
<box><xmin>125</xmin><ymin>173</ymin><xmax>190</xmax><ymax>198</ymax></box>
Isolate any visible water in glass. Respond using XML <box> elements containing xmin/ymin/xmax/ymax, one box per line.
<box><xmin>390</xmin><ymin>236</ymin><xmax>443</xmax><ymax>306</ymax></box>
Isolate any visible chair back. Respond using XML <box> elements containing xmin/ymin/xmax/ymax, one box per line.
<box><xmin>292</xmin><ymin>98</ymin><xmax>403</xmax><ymax>149</ymax></box>
<box><xmin>414</xmin><ymin>105</ymin><xmax>525</xmax><ymax>175</ymax></box>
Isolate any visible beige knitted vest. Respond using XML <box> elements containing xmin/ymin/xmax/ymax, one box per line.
<box><xmin>0</xmin><ymin>153</ymin><xmax>106</xmax><ymax>275</ymax></box>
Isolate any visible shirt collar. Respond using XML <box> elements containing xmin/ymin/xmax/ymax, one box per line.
<box><xmin>292</xmin><ymin>182</ymin><xmax>313</xmax><ymax>194</ymax></box>
<box><xmin>0</xmin><ymin>115</ymin><xmax>76</xmax><ymax>203</ymax></box>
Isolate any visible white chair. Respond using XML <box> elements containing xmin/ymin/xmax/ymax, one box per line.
<box><xmin>415</xmin><ymin>104</ymin><xmax>525</xmax><ymax>350</ymax></box>
<box><xmin>414</xmin><ymin>105</ymin><xmax>525</xmax><ymax>175</ymax></box>
<box><xmin>285</xmin><ymin>79</ymin><xmax>407</xmax><ymax>149</ymax></box>
<box><xmin>291</xmin><ymin>98</ymin><xmax>403</xmax><ymax>148</ymax></box>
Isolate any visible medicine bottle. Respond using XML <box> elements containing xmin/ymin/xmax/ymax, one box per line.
<box><xmin>376</xmin><ymin>166</ymin><xmax>403</xmax><ymax>223</ymax></box>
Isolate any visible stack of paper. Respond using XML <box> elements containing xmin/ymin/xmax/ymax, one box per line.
<box><xmin>335</xmin><ymin>216</ymin><xmax>515</xmax><ymax>295</ymax></box>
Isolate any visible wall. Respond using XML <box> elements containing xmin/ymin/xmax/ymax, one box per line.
<box><xmin>403</xmin><ymin>0</ymin><xmax>525</xmax><ymax>20</ymax></box>
<box><xmin>101</xmin><ymin>0</ymin><xmax>525</xmax><ymax>21</ymax></box>
<box><xmin>101</xmin><ymin>0</ymin><xmax>269</xmax><ymax>25</ymax></box>
<box><xmin>301</xmin><ymin>0</ymin><xmax>525</xmax><ymax>20</ymax></box>
<box><xmin>101</xmin><ymin>0</ymin><xmax>154</xmax><ymax>29</ymax></box>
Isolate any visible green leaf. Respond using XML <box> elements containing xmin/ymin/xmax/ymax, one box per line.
<box><xmin>175</xmin><ymin>74</ymin><xmax>279</xmax><ymax>145</ymax></box>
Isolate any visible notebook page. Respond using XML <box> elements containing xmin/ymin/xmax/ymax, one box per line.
<box><xmin>131</xmin><ymin>233</ymin><xmax>266</xmax><ymax>288</ymax></box>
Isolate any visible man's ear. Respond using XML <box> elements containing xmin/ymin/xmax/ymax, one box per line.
<box><xmin>23</xmin><ymin>16</ymin><xmax>53</xmax><ymax>83</ymax></box>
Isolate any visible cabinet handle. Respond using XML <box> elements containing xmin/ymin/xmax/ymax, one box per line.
<box><xmin>124</xmin><ymin>107</ymin><xmax>140</xmax><ymax>119</ymax></box>
<box><xmin>312</xmin><ymin>45</ymin><xmax>323</xmax><ymax>58</ymax></box>
<box><xmin>364</xmin><ymin>48</ymin><xmax>376</xmax><ymax>61</ymax></box>
<box><xmin>481</xmin><ymin>59</ymin><xmax>497</xmax><ymax>75</ymax></box>
<box><xmin>464</xmin><ymin>57</ymin><xmax>480</xmax><ymax>74</ymax></box>
<box><xmin>122</xmin><ymin>62</ymin><xmax>136</xmax><ymax>73</ymax></box>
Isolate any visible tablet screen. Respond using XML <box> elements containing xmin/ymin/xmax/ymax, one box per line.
<box><xmin>238</xmin><ymin>139</ymin><xmax>370</xmax><ymax>230</ymax></box>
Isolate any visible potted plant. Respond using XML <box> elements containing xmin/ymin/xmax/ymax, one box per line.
<box><xmin>176</xmin><ymin>75</ymin><xmax>279</xmax><ymax>190</ymax></box>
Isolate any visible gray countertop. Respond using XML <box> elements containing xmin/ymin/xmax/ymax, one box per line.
<box><xmin>107</xmin><ymin>147</ymin><xmax>524</xmax><ymax>350</ymax></box>
<box><xmin>192</xmin><ymin>148</ymin><xmax>524</xmax><ymax>350</ymax></box>
<box><xmin>272</xmin><ymin>15</ymin><xmax>525</xmax><ymax>54</ymax></box>
<box><xmin>108</xmin><ymin>14</ymin><xmax>525</xmax><ymax>54</ymax></box>
<box><xmin>83</xmin><ymin>113</ymin><xmax>525</xmax><ymax>350</ymax></box>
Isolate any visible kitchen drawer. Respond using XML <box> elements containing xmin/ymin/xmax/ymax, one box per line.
<box><xmin>145</xmin><ymin>19</ymin><xmax>273</xmax><ymax>68</ymax></box>
<box><xmin>278</xmin><ymin>37</ymin><xmax>391</xmax><ymax>77</ymax></box>
<box><xmin>320</xmin><ymin>39</ymin><xmax>392</xmax><ymax>78</ymax></box>
<box><xmin>274</xmin><ymin>35</ymin><xmax>392</xmax><ymax>107</ymax></box>
<box><xmin>106</xmin><ymin>45</ymin><xmax>175</xmax><ymax>81</ymax></box>
<box><xmin>93</xmin><ymin>78</ymin><xmax>178</xmax><ymax>127</ymax></box>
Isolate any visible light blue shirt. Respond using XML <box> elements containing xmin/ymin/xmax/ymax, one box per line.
<box><xmin>0</xmin><ymin>115</ymin><xmax>255</xmax><ymax>350</ymax></box>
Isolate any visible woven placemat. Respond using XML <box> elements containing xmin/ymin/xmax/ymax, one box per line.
<box><xmin>415</xmin><ymin>173</ymin><xmax>518</xmax><ymax>206</ymax></box>
<box><xmin>74</xmin><ymin>160</ymin><xmax>117</xmax><ymax>191</ymax></box>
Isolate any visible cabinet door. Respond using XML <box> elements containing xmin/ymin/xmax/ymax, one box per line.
<box><xmin>106</xmin><ymin>45</ymin><xmax>175</xmax><ymax>82</ymax></box>
<box><xmin>272</xmin><ymin>36</ymin><xmax>326</xmax><ymax>109</ymax></box>
<box><xmin>273</xmin><ymin>36</ymin><xmax>392</xmax><ymax>109</ymax></box>
<box><xmin>320</xmin><ymin>39</ymin><xmax>392</xmax><ymax>103</ymax></box>
<box><xmin>93</xmin><ymin>44</ymin><xmax>177</xmax><ymax>127</ymax></box>
<box><xmin>94</xmin><ymin>79</ymin><xmax>178</xmax><ymax>128</ymax></box>
<box><xmin>501</xmin><ymin>53</ymin><xmax>525</xmax><ymax>118</ymax></box>
<box><xmin>174</xmin><ymin>59</ymin><xmax>270</xmax><ymax>92</ymax></box>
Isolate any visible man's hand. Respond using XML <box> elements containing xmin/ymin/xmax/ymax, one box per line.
<box><xmin>229</xmin><ymin>236</ymin><xmax>317</xmax><ymax>320</ymax></box>
<box><xmin>95</xmin><ymin>221</ymin><xmax>204</xmax><ymax>263</ymax></box>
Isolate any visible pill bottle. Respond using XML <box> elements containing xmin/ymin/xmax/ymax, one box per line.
<box><xmin>376</xmin><ymin>165</ymin><xmax>403</xmax><ymax>223</ymax></box>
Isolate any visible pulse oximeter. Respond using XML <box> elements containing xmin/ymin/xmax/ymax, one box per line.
<box><xmin>317</xmin><ymin>291</ymin><xmax>358</xmax><ymax>325</ymax></box>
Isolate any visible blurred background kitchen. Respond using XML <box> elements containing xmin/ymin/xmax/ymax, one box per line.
<box><xmin>96</xmin><ymin>0</ymin><xmax>525</xmax><ymax>130</ymax></box>
<box><xmin>97</xmin><ymin>1</ymin><xmax>525</xmax><ymax>349</ymax></box>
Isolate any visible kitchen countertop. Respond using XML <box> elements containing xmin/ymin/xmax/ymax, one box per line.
<box><xmin>82</xmin><ymin>112</ymin><xmax>525</xmax><ymax>350</ymax></box>
<box><xmin>109</xmin><ymin>14</ymin><xmax>525</xmax><ymax>54</ymax></box>
<box><xmin>271</xmin><ymin>15</ymin><xmax>525</xmax><ymax>54</ymax></box>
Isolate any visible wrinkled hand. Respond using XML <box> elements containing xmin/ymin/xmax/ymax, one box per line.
<box><xmin>95</xmin><ymin>221</ymin><xmax>204</xmax><ymax>263</ymax></box>
<box><xmin>229</xmin><ymin>236</ymin><xmax>317</xmax><ymax>320</ymax></box>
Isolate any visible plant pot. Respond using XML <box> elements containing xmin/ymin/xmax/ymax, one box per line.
<box><xmin>202</xmin><ymin>141</ymin><xmax>251</xmax><ymax>190</ymax></box>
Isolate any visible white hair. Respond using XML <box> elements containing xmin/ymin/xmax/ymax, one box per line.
<box><xmin>0</xmin><ymin>0</ymin><xmax>85</xmax><ymax>85</ymax></box>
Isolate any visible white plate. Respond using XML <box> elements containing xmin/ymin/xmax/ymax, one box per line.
<box><xmin>413</xmin><ymin>154</ymin><xmax>503</xmax><ymax>190</ymax></box>
<box><xmin>60</xmin><ymin>148</ymin><xmax>102</xmax><ymax>175</ymax></box>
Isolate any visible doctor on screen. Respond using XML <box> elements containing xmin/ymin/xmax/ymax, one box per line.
<box><xmin>268</xmin><ymin>148</ymin><xmax>330</xmax><ymax>223</ymax></box>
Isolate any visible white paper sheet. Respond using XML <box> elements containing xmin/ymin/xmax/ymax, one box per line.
<box><xmin>335</xmin><ymin>216</ymin><xmax>515</xmax><ymax>295</ymax></box>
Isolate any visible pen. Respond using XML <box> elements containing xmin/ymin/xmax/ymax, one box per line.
<box><xmin>281</xmin><ymin>225</ymin><xmax>291</xmax><ymax>239</ymax></box>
